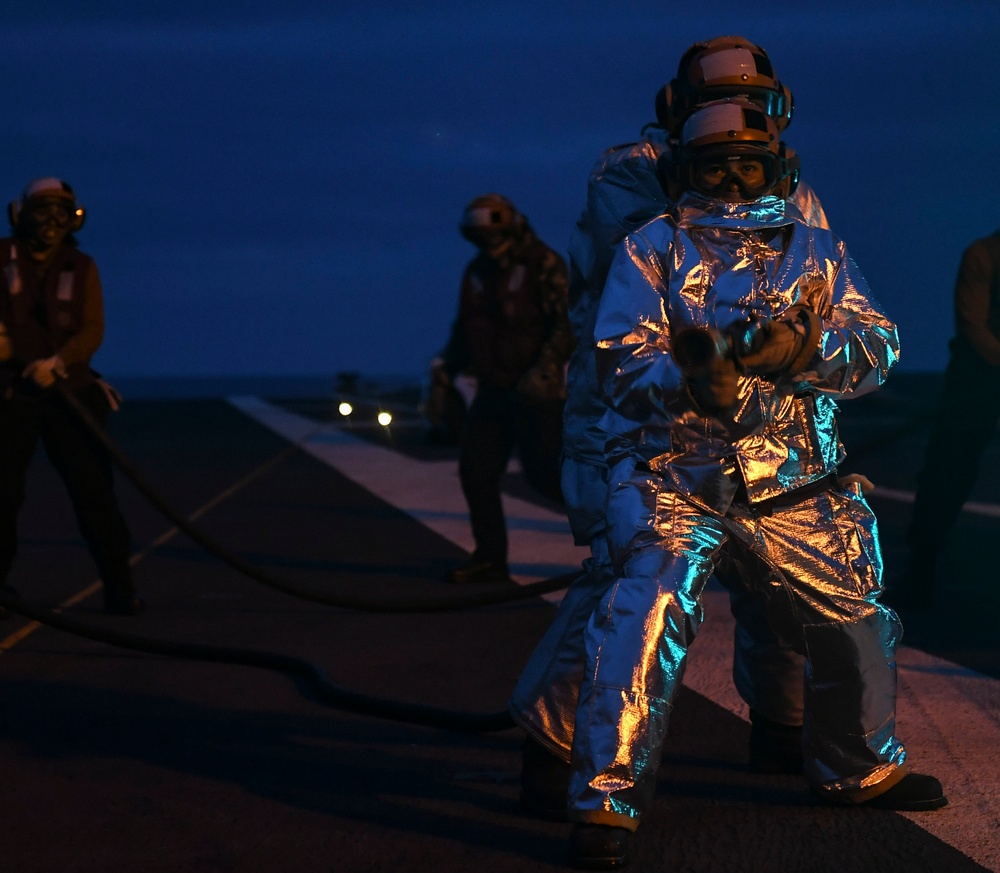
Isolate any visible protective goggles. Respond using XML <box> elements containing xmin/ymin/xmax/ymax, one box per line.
<box><xmin>27</xmin><ymin>197</ymin><xmax>79</xmax><ymax>228</ymax></box>
<box><xmin>686</xmin><ymin>147</ymin><xmax>791</xmax><ymax>201</ymax></box>
<box><xmin>459</xmin><ymin>214</ymin><xmax>511</xmax><ymax>248</ymax></box>
<box><xmin>697</xmin><ymin>85</ymin><xmax>792</xmax><ymax>128</ymax></box>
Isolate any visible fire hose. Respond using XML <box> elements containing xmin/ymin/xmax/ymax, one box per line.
<box><xmin>0</xmin><ymin>382</ymin><xmax>586</xmax><ymax>732</ymax></box>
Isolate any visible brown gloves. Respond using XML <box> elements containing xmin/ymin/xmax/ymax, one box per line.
<box><xmin>518</xmin><ymin>354</ymin><xmax>566</xmax><ymax>404</ymax></box>
<box><xmin>739</xmin><ymin>307</ymin><xmax>822</xmax><ymax>377</ymax></box>
<box><xmin>680</xmin><ymin>307</ymin><xmax>823</xmax><ymax>416</ymax></box>
<box><xmin>685</xmin><ymin>353</ymin><xmax>740</xmax><ymax>414</ymax></box>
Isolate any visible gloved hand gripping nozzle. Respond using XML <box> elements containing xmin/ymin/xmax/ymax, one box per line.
<box><xmin>673</xmin><ymin>319</ymin><xmax>767</xmax><ymax>374</ymax></box>
<box><xmin>673</xmin><ymin>308</ymin><xmax>821</xmax><ymax>415</ymax></box>
<box><xmin>673</xmin><ymin>318</ymin><xmax>766</xmax><ymax>414</ymax></box>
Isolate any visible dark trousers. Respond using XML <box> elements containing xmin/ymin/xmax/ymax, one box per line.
<box><xmin>908</xmin><ymin>339</ymin><xmax>1000</xmax><ymax>553</ymax></box>
<box><xmin>458</xmin><ymin>385</ymin><xmax>564</xmax><ymax>565</ymax></box>
<box><xmin>0</xmin><ymin>382</ymin><xmax>134</xmax><ymax>599</ymax></box>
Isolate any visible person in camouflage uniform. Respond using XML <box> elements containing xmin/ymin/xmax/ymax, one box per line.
<box><xmin>443</xmin><ymin>193</ymin><xmax>573</xmax><ymax>585</ymax></box>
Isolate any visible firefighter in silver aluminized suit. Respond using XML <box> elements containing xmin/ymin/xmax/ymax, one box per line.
<box><xmin>564</xmin><ymin>98</ymin><xmax>945</xmax><ymax>869</ymax></box>
<box><xmin>510</xmin><ymin>36</ymin><xmax>831</xmax><ymax>816</ymax></box>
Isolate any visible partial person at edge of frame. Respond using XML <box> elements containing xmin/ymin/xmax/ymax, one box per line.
<box><xmin>0</xmin><ymin>177</ymin><xmax>144</xmax><ymax>618</ymax></box>
<box><xmin>894</xmin><ymin>228</ymin><xmax>1000</xmax><ymax>610</ymax></box>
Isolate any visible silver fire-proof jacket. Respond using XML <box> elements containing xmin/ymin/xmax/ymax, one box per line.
<box><xmin>563</xmin><ymin>134</ymin><xmax>830</xmax><ymax>469</ymax></box>
<box><xmin>594</xmin><ymin>191</ymin><xmax>898</xmax><ymax>509</ymax></box>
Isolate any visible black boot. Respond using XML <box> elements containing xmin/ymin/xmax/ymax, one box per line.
<box><xmin>519</xmin><ymin>734</ymin><xmax>570</xmax><ymax>821</ymax></box>
<box><xmin>103</xmin><ymin>589</ymin><xmax>146</xmax><ymax>615</ymax></box>
<box><xmin>861</xmin><ymin>773</ymin><xmax>947</xmax><ymax>811</ymax></box>
<box><xmin>102</xmin><ymin>568</ymin><xmax>146</xmax><ymax>616</ymax></box>
<box><xmin>568</xmin><ymin>823</ymin><xmax>634</xmax><ymax>870</ymax></box>
<box><xmin>815</xmin><ymin>772</ymin><xmax>947</xmax><ymax>811</ymax></box>
<box><xmin>0</xmin><ymin>585</ymin><xmax>18</xmax><ymax>620</ymax></box>
<box><xmin>748</xmin><ymin>709</ymin><xmax>803</xmax><ymax>774</ymax></box>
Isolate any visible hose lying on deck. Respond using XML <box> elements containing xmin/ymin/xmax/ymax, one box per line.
<box><xmin>0</xmin><ymin>586</ymin><xmax>516</xmax><ymax>733</ymax></box>
<box><xmin>57</xmin><ymin>383</ymin><xmax>575</xmax><ymax>612</ymax></box>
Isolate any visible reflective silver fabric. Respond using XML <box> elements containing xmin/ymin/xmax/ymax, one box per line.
<box><xmin>509</xmin><ymin>456</ymin><xmax>614</xmax><ymax>759</ymax></box>
<box><xmin>563</xmin><ymin>133</ymin><xmax>672</xmax><ymax>468</ymax></box>
<box><xmin>568</xmin><ymin>194</ymin><xmax>904</xmax><ymax>827</ymax></box>
<box><xmin>595</xmin><ymin>193</ymin><xmax>898</xmax><ymax>508</ymax></box>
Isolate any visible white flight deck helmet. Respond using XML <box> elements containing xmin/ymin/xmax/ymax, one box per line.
<box><xmin>656</xmin><ymin>35</ymin><xmax>795</xmax><ymax>137</ymax></box>
<box><xmin>670</xmin><ymin>97</ymin><xmax>800</xmax><ymax>202</ymax></box>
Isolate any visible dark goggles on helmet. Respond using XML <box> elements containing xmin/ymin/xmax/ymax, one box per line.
<box><xmin>459</xmin><ymin>206</ymin><xmax>514</xmax><ymax>249</ymax></box>
<box><xmin>460</xmin><ymin>223</ymin><xmax>509</xmax><ymax>248</ymax></box>
<box><xmin>699</xmin><ymin>86</ymin><xmax>791</xmax><ymax>125</ymax></box>
<box><xmin>27</xmin><ymin>196</ymin><xmax>78</xmax><ymax>228</ymax></box>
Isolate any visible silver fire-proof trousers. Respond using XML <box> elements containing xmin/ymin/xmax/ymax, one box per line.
<box><xmin>569</xmin><ymin>455</ymin><xmax>907</xmax><ymax>829</ymax></box>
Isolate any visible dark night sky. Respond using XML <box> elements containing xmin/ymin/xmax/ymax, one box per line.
<box><xmin>2</xmin><ymin>1</ymin><xmax>998</xmax><ymax>381</ymax></box>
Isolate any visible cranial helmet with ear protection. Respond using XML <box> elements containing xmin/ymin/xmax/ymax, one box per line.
<box><xmin>656</xmin><ymin>35</ymin><xmax>794</xmax><ymax>138</ymax></box>
<box><xmin>666</xmin><ymin>97</ymin><xmax>800</xmax><ymax>201</ymax></box>
<box><xmin>8</xmin><ymin>177</ymin><xmax>86</xmax><ymax>232</ymax></box>
<box><xmin>458</xmin><ymin>193</ymin><xmax>524</xmax><ymax>245</ymax></box>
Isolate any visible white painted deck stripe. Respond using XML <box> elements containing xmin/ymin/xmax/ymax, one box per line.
<box><xmin>231</xmin><ymin>396</ymin><xmax>1000</xmax><ymax>872</ymax></box>
<box><xmin>227</xmin><ymin>396</ymin><xmax>588</xmax><ymax>592</ymax></box>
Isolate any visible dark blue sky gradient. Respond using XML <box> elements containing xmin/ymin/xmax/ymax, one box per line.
<box><xmin>2</xmin><ymin>1</ymin><xmax>998</xmax><ymax>379</ymax></box>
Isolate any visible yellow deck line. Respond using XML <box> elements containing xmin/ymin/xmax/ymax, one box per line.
<box><xmin>0</xmin><ymin>425</ymin><xmax>302</xmax><ymax>653</ymax></box>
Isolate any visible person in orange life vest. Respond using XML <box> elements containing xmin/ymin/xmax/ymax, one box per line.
<box><xmin>0</xmin><ymin>177</ymin><xmax>144</xmax><ymax>617</ymax></box>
